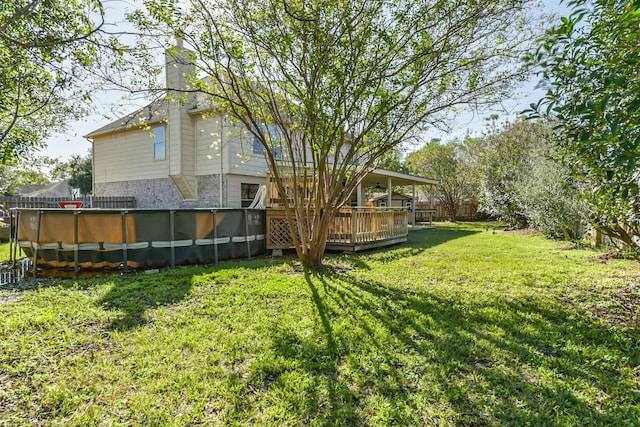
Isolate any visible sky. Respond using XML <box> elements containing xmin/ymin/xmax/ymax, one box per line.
<box><xmin>41</xmin><ymin>0</ymin><xmax>570</xmax><ymax>161</ymax></box>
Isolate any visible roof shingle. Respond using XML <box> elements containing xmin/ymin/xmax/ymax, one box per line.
<box><xmin>84</xmin><ymin>98</ymin><xmax>169</xmax><ymax>138</ymax></box>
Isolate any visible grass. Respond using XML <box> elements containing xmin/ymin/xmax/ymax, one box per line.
<box><xmin>0</xmin><ymin>240</ymin><xmax>13</xmax><ymax>263</ymax></box>
<box><xmin>0</xmin><ymin>223</ymin><xmax>639</xmax><ymax>426</ymax></box>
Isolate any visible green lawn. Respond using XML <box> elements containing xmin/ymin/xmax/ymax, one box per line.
<box><xmin>1</xmin><ymin>223</ymin><xmax>638</xmax><ymax>426</ymax></box>
<box><xmin>0</xmin><ymin>240</ymin><xmax>13</xmax><ymax>263</ymax></box>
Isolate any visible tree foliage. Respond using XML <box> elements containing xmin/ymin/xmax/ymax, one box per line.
<box><xmin>476</xmin><ymin>120</ymin><xmax>540</xmax><ymax>228</ymax></box>
<box><xmin>476</xmin><ymin>120</ymin><xmax>588</xmax><ymax>239</ymax></box>
<box><xmin>528</xmin><ymin>0</ymin><xmax>640</xmax><ymax>252</ymax></box>
<box><xmin>375</xmin><ymin>147</ymin><xmax>407</xmax><ymax>174</ymax></box>
<box><xmin>0</xmin><ymin>155</ymin><xmax>60</xmax><ymax>194</ymax></box>
<box><xmin>136</xmin><ymin>0</ymin><xmax>540</xmax><ymax>266</ymax></box>
<box><xmin>406</xmin><ymin>140</ymin><xmax>477</xmax><ymax>222</ymax></box>
<box><xmin>0</xmin><ymin>0</ymin><xmax>104</xmax><ymax>161</ymax></box>
<box><xmin>0</xmin><ymin>152</ymin><xmax>92</xmax><ymax>195</ymax></box>
<box><xmin>52</xmin><ymin>152</ymin><xmax>93</xmax><ymax>195</ymax></box>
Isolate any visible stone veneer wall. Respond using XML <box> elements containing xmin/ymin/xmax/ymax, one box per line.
<box><xmin>95</xmin><ymin>174</ymin><xmax>224</xmax><ymax>208</ymax></box>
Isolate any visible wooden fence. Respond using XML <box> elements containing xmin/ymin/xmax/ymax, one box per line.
<box><xmin>0</xmin><ymin>196</ymin><xmax>136</xmax><ymax>210</ymax></box>
<box><xmin>414</xmin><ymin>200</ymin><xmax>479</xmax><ymax>221</ymax></box>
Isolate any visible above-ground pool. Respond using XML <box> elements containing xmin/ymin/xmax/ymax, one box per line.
<box><xmin>13</xmin><ymin>208</ymin><xmax>266</xmax><ymax>274</ymax></box>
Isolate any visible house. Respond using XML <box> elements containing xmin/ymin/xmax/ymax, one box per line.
<box><xmin>85</xmin><ymin>42</ymin><xmax>437</xmax><ymax>214</ymax></box>
<box><xmin>7</xmin><ymin>42</ymin><xmax>441</xmax><ymax>272</ymax></box>
<box><xmin>85</xmin><ymin>40</ymin><xmax>272</xmax><ymax>208</ymax></box>
<box><xmin>16</xmin><ymin>181</ymin><xmax>75</xmax><ymax>198</ymax></box>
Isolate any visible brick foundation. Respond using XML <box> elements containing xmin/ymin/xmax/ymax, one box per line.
<box><xmin>95</xmin><ymin>174</ymin><xmax>224</xmax><ymax>208</ymax></box>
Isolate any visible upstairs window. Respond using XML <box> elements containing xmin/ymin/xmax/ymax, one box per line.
<box><xmin>252</xmin><ymin>122</ymin><xmax>282</xmax><ymax>160</ymax></box>
<box><xmin>153</xmin><ymin>126</ymin><xmax>165</xmax><ymax>160</ymax></box>
<box><xmin>252</xmin><ymin>133</ymin><xmax>264</xmax><ymax>156</ymax></box>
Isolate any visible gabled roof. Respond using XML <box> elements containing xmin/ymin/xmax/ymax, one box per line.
<box><xmin>84</xmin><ymin>98</ymin><xmax>169</xmax><ymax>138</ymax></box>
<box><xmin>17</xmin><ymin>181</ymin><xmax>73</xmax><ymax>197</ymax></box>
<box><xmin>85</xmin><ymin>90</ymin><xmax>218</xmax><ymax>139</ymax></box>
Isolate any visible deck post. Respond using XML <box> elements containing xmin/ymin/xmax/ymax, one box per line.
<box><xmin>351</xmin><ymin>208</ymin><xmax>357</xmax><ymax>244</ymax></box>
<box><xmin>412</xmin><ymin>185</ymin><xmax>416</xmax><ymax>227</ymax></box>
<box><xmin>10</xmin><ymin>210</ymin><xmax>17</xmax><ymax>265</ymax></box>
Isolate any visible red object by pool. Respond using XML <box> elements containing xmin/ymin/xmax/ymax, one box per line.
<box><xmin>58</xmin><ymin>201</ymin><xmax>84</xmax><ymax>209</ymax></box>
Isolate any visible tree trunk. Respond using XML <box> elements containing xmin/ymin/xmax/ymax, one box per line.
<box><xmin>449</xmin><ymin>208</ymin><xmax>458</xmax><ymax>223</ymax></box>
<box><xmin>298</xmin><ymin>242</ymin><xmax>327</xmax><ymax>268</ymax></box>
<box><xmin>293</xmin><ymin>207</ymin><xmax>333</xmax><ymax>269</ymax></box>
<box><xmin>445</xmin><ymin>200</ymin><xmax>458</xmax><ymax>223</ymax></box>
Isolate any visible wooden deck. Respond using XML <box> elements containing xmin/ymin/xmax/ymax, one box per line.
<box><xmin>267</xmin><ymin>207</ymin><xmax>408</xmax><ymax>252</ymax></box>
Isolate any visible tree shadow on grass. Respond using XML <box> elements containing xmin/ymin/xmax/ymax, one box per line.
<box><xmin>97</xmin><ymin>271</ymin><xmax>194</xmax><ymax>331</ymax></box>
<box><xmin>247</xmin><ymin>273</ymin><xmax>366</xmax><ymax>425</ymax></box>
<box><xmin>302</xmin><ymin>272</ymin><xmax>363</xmax><ymax>425</ymax></box>
<box><xmin>406</xmin><ymin>226</ymin><xmax>479</xmax><ymax>249</ymax></box>
<box><xmin>6</xmin><ymin>227</ymin><xmax>476</xmax><ymax>329</ymax></box>
<box><xmin>294</xmin><ymin>269</ymin><xmax>640</xmax><ymax>425</ymax></box>
<box><xmin>344</xmin><ymin>227</ymin><xmax>479</xmax><ymax>270</ymax></box>
<box><xmin>97</xmin><ymin>257</ymin><xmax>293</xmax><ymax>331</ymax></box>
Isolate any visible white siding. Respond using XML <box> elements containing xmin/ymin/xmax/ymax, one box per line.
<box><xmin>226</xmin><ymin>174</ymin><xmax>267</xmax><ymax>208</ymax></box>
<box><xmin>93</xmin><ymin>128</ymin><xmax>169</xmax><ymax>183</ymax></box>
<box><xmin>194</xmin><ymin>113</ymin><xmax>225</xmax><ymax>176</ymax></box>
<box><xmin>225</xmin><ymin>119</ymin><xmax>270</xmax><ymax>177</ymax></box>
<box><xmin>227</xmin><ymin>136</ymin><xmax>271</xmax><ymax>177</ymax></box>
<box><xmin>167</xmin><ymin>102</ymin><xmax>196</xmax><ymax>179</ymax></box>
<box><xmin>195</xmin><ymin>114</ymin><xmax>271</xmax><ymax>177</ymax></box>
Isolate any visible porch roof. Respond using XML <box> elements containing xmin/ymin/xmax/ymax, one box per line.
<box><xmin>361</xmin><ymin>169</ymin><xmax>439</xmax><ymax>188</ymax></box>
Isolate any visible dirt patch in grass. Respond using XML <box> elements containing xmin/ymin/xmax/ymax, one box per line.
<box><xmin>0</xmin><ymin>293</ymin><xmax>19</xmax><ymax>304</ymax></box>
<box><xmin>596</xmin><ymin>252</ymin><xmax>619</xmax><ymax>262</ymax></box>
<box><xmin>504</xmin><ymin>228</ymin><xmax>542</xmax><ymax>236</ymax></box>
<box><xmin>595</xmin><ymin>251</ymin><xmax>639</xmax><ymax>262</ymax></box>
<box><xmin>593</xmin><ymin>284</ymin><xmax>640</xmax><ymax>329</ymax></box>
<box><xmin>564</xmin><ymin>281</ymin><xmax>640</xmax><ymax>329</ymax></box>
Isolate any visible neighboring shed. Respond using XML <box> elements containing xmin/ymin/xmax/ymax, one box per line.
<box><xmin>366</xmin><ymin>192</ymin><xmax>414</xmax><ymax>209</ymax></box>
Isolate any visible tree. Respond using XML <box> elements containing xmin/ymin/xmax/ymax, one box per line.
<box><xmin>475</xmin><ymin>119</ymin><xmax>588</xmax><ymax>239</ymax></box>
<box><xmin>0</xmin><ymin>156</ymin><xmax>60</xmax><ymax>194</ymax></box>
<box><xmin>516</xmin><ymin>150</ymin><xmax>589</xmax><ymax>240</ymax></box>
<box><xmin>52</xmin><ymin>153</ymin><xmax>93</xmax><ymax>195</ymax></box>
<box><xmin>406</xmin><ymin>141</ymin><xmax>477</xmax><ymax>222</ymax></box>
<box><xmin>528</xmin><ymin>0</ymin><xmax>640</xmax><ymax>253</ymax></box>
<box><xmin>375</xmin><ymin>147</ymin><xmax>407</xmax><ymax>174</ymax></box>
<box><xmin>136</xmin><ymin>0</ymin><xmax>541</xmax><ymax>267</ymax></box>
<box><xmin>0</xmin><ymin>1</ymin><xmax>104</xmax><ymax>160</ymax></box>
<box><xmin>476</xmin><ymin>120</ymin><xmax>539</xmax><ymax>228</ymax></box>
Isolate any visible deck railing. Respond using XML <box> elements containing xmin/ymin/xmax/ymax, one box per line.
<box><xmin>329</xmin><ymin>207</ymin><xmax>408</xmax><ymax>244</ymax></box>
<box><xmin>267</xmin><ymin>207</ymin><xmax>408</xmax><ymax>250</ymax></box>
